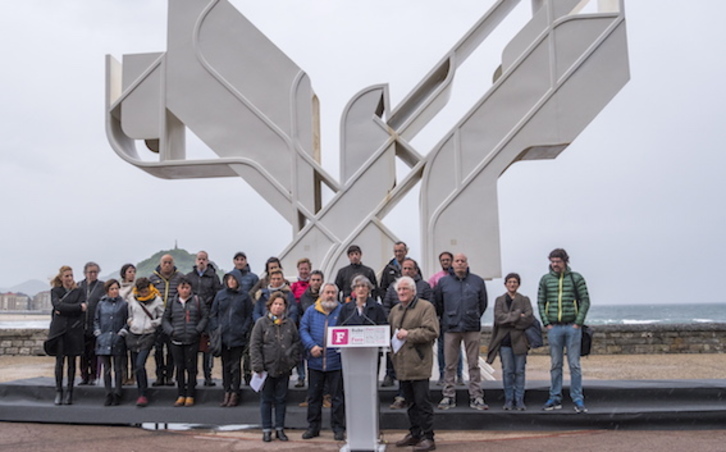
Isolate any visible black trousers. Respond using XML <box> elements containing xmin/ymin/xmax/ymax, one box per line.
<box><xmin>307</xmin><ymin>368</ymin><xmax>345</xmax><ymax>433</ymax></box>
<box><xmin>154</xmin><ymin>331</ymin><xmax>174</xmax><ymax>381</ymax></box>
<box><xmin>170</xmin><ymin>342</ymin><xmax>198</xmax><ymax>398</ymax></box>
<box><xmin>221</xmin><ymin>345</ymin><xmax>244</xmax><ymax>393</ymax></box>
<box><xmin>400</xmin><ymin>379</ymin><xmax>434</xmax><ymax>441</ymax></box>
<box><xmin>80</xmin><ymin>334</ymin><xmax>98</xmax><ymax>382</ymax></box>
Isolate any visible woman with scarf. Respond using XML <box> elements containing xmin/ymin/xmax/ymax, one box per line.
<box><xmin>250</xmin><ymin>291</ymin><xmax>301</xmax><ymax>442</ymax></box>
<box><xmin>45</xmin><ymin>265</ymin><xmax>87</xmax><ymax>405</ymax></box>
<box><xmin>209</xmin><ymin>273</ymin><xmax>253</xmax><ymax>407</ymax></box>
<box><xmin>118</xmin><ymin>263</ymin><xmax>136</xmax><ymax>386</ymax></box>
<box><xmin>125</xmin><ymin>277</ymin><xmax>164</xmax><ymax>407</ymax></box>
<box><xmin>94</xmin><ymin>279</ymin><xmax>129</xmax><ymax>406</ymax></box>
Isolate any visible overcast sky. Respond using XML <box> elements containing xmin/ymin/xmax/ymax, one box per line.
<box><xmin>1</xmin><ymin>1</ymin><xmax>724</xmax><ymax>305</ymax></box>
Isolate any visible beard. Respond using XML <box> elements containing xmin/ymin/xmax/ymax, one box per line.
<box><xmin>321</xmin><ymin>299</ymin><xmax>338</xmax><ymax>311</ymax></box>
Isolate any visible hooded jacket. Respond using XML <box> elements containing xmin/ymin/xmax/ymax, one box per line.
<box><xmin>537</xmin><ymin>266</ymin><xmax>590</xmax><ymax>326</ymax></box>
<box><xmin>209</xmin><ymin>281</ymin><xmax>254</xmax><ymax>349</ymax></box>
<box><xmin>299</xmin><ymin>299</ymin><xmax>342</xmax><ymax>371</ymax></box>
<box><xmin>230</xmin><ymin>265</ymin><xmax>259</xmax><ymax>295</ymax></box>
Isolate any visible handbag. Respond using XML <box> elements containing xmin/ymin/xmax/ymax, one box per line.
<box><xmin>524</xmin><ymin>317</ymin><xmax>544</xmax><ymax>349</ymax></box>
<box><xmin>580</xmin><ymin>324</ymin><xmax>593</xmax><ymax>357</ymax></box>
<box><xmin>208</xmin><ymin>327</ymin><xmax>222</xmax><ymax>357</ymax></box>
<box><xmin>570</xmin><ymin>274</ymin><xmax>593</xmax><ymax>356</ymax></box>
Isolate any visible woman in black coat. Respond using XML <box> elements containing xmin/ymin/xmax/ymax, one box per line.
<box><xmin>45</xmin><ymin>266</ymin><xmax>87</xmax><ymax>405</ymax></box>
<box><xmin>209</xmin><ymin>273</ymin><xmax>253</xmax><ymax>407</ymax></box>
<box><xmin>94</xmin><ymin>279</ymin><xmax>129</xmax><ymax>406</ymax></box>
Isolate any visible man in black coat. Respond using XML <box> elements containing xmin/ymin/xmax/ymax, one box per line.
<box><xmin>334</xmin><ymin>245</ymin><xmax>379</xmax><ymax>302</ymax></box>
<box><xmin>78</xmin><ymin>262</ymin><xmax>105</xmax><ymax>385</ymax></box>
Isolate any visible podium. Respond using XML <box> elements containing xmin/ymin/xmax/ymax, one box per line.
<box><xmin>328</xmin><ymin>325</ymin><xmax>389</xmax><ymax>452</ymax></box>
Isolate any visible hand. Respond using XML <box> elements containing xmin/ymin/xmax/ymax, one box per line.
<box><xmin>572</xmin><ymin>324</ymin><xmax>581</xmax><ymax>329</ymax></box>
<box><xmin>310</xmin><ymin>345</ymin><xmax>323</xmax><ymax>357</ymax></box>
<box><xmin>546</xmin><ymin>324</ymin><xmax>553</xmax><ymax>330</ymax></box>
<box><xmin>80</xmin><ymin>303</ymin><xmax>88</xmax><ymax>312</ymax></box>
<box><xmin>396</xmin><ymin>329</ymin><xmax>409</xmax><ymax>340</ymax></box>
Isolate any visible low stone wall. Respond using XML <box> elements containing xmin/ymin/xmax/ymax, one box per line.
<box><xmin>0</xmin><ymin>329</ymin><xmax>47</xmax><ymax>356</ymax></box>
<box><xmin>479</xmin><ymin>323</ymin><xmax>726</xmax><ymax>355</ymax></box>
<box><xmin>1</xmin><ymin>324</ymin><xmax>725</xmax><ymax>356</ymax></box>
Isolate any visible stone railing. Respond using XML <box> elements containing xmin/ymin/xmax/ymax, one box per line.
<box><xmin>0</xmin><ymin>329</ymin><xmax>47</xmax><ymax>356</ymax></box>
<box><xmin>479</xmin><ymin>323</ymin><xmax>726</xmax><ymax>355</ymax></box>
<box><xmin>2</xmin><ymin>324</ymin><xmax>725</xmax><ymax>356</ymax></box>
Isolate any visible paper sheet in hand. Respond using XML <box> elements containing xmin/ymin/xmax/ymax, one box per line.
<box><xmin>391</xmin><ymin>328</ymin><xmax>406</xmax><ymax>354</ymax></box>
<box><xmin>251</xmin><ymin>371</ymin><xmax>267</xmax><ymax>392</ymax></box>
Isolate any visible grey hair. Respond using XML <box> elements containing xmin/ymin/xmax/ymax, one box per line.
<box><xmin>351</xmin><ymin>274</ymin><xmax>373</xmax><ymax>291</ymax></box>
<box><xmin>394</xmin><ymin>276</ymin><xmax>416</xmax><ymax>292</ymax></box>
<box><xmin>322</xmin><ymin>282</ymin><xmax>339</xmax><ymax>294</ymax></box>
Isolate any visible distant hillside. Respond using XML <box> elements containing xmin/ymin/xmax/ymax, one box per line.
<box><xmin>1</xmin><ymin>279</ymin><xmax>49</xmax><ymax>297</ymax></box>
<box><xmin>136</xmin><ymin>248</ymin><xmax>197</xmax><ymax>278</ymax></box>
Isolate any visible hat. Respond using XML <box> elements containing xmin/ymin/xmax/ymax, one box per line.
<box><xmin>347</xmin><ymin>245</ymin><xmax>361</xmax><ymax>255</ymax></box>
<box><xmin>233</xmin><ymin>251</ymin><xmax>247</xmax><ymax>259</ymax></box>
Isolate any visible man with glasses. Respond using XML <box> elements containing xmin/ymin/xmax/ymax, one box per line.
<box><xmin>538</xmin><ymin>248</ymin><xmax>591</xmax><ymax>413</ymax></box>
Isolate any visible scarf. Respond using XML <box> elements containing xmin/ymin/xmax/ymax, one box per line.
<box><xmin>133</xmin><ymin>285</ymin><xmax>161</xmax><ymax>303</ymax></box>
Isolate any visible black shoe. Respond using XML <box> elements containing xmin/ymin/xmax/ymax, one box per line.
<box><xmin>294</xmin><ymin>379</ymin><xmax>305</xmax><ymax>388</ymax></box>
<box><xmin>381</xmin><ymin>375</ymin><xmax>395</xmax><ymax>387</ymax></box>
<box><xmin>276</xmin><ymin>429</ymin><xmax>289</xmax><ymax>441</ymax></box>
<box><xmin>301</xmin><ymin>429</ymin><xmax>319</xmax><ymax>440</ymax></box>
<box><xmin>104</xmin><ymin>394</ymin><xmax>114</xmax><ymax>406</ymax></box>
<box><xmin>334</xmin><ymin>431</ymin><xmax>345</xmax><ymax>441</ymax></box>
<box><xmin>152</xmin><ymin>379</ymin><xmax>164</xmax><ymax>387</ymax></box>
<box><xmin>54</xmin><ymin>390</ymin><xmax>63</xmax><ymax>406</ymax></box>
<box><xmin>203</xmin><ymin>379</ymin><xmax>216</xmax><ymax>387</ymax></box>
<box><xmin>112</xmin><ymin>394</ymin><xmax>121</xmax><ymax>406</ymax></box>
<box><xmin>63</xmin><ymin>391</ymin><xmax>73</xmax><ymax>405</ymax></box>
<box><xmin>164</xmin><ymin>378</ymin><xmax>175</xmax><ymax>386</ymax></box>
<box><xmin>262</xmin><ymin>432</ymin><xmax>272</xmax><ymax>442</ymax></box>
<box><xmin>78</xmin><ymin>380</ymin><xmax>89</xmax><ymax>386</ymax></box>
<box><xmin>413</xmin><ymin>438</ymin><xmax>436</xmax><ymax>452</ymax></box>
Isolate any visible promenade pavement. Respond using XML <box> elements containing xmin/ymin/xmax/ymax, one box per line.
<box><xmin>1</xmin><ymin>353</ymin><xmax>725</xmax><ymax>451</ymax></box>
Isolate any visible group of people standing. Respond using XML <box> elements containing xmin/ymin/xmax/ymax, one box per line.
<box><xmin>45</xmin><ymin>244</ymin><xmax>589</xmax><ymax>451</ymax></box>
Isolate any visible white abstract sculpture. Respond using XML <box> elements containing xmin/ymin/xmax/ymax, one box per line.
<box><xmin>106</xmin><ymin>0</ymin><xmax>629</xmax><ymax>279</ymax></box>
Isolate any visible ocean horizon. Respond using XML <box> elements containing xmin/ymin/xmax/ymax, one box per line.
<box><xmin>1</xmin><ymin>302</ymin><xmax>723</xmax><ymax>329</ymax></box>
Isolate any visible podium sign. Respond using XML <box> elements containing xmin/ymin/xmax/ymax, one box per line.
<box><xmin>327</xmin><ymin>325</ymin><xmax>389</xmax><ymax>348</ymax></box>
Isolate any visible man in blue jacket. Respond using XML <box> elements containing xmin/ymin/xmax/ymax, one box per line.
<box><xmin>434</xmin><ymin>253</ymin><xmax>488</xmax><ymax>411</ymax></box>
<box><xmin>299</xmin><ymin>283</ymin><xmax>345</xmax><ymax>441</ymax></box>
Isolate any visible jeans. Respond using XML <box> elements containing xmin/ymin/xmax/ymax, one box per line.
<box><xmin>307</xmin><ymin>368</ymin><xmax>345</xmax><ymax>433</ymax></box>
<box><xmin>170</xmin><ymin>342</ymin><xmax>199</xmax><ymax>398</ymax></box>
<box><xmin>499</xmin><ymin>346</ymin><xmax>526</xmax><ymax>405</ymax></box>
<box><xmin>400</xmin><ymin>379</ymin><xmax>434</xmax><ymax>441</ymax></box>
<box><xmin>260</xmin><ymin>374</ymin><xmax>289</xmax><ymax>430</ymax></box>
<box><xmin>547</xmin><ymin>324</ymin><xmax>583</xmax><ymax>403</ymax></box>
<box><xmin>132</xmin><ymin>348</ymin><xmax>152</xmax><ymax>397</ymax></box>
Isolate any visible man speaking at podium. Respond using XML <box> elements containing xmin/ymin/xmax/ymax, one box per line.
<box><xmin>388</xmin><ymin>276</ymin><xmax>439</xmax><ymax>452</ymax></box>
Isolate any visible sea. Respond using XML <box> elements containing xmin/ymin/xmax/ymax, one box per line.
<box><xmin>478</xmin><ymin>302</ymin><xmax>725</xmax><ymax>326</ymax></box>
<box><xmin>1</xmin><ymin>303</ymin><xmax>723</xmax><ymax>329</ymax></box>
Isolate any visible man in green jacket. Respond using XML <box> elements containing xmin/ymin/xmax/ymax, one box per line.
<box><xmin>537</xmin><ymin>248</ymin><xmax>590</xmax><ymax>413</ymax></box>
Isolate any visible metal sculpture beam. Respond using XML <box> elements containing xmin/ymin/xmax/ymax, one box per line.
<box><xmin>106</xmin><ymin>0</ymin><xmax>629</xmax><ymax>279</ymax></box>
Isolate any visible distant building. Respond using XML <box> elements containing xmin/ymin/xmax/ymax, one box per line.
<box><xmin>32</xmin><ymin>291</ymin><xmax>52</xmax><ymax>312</ymax></box>
<box><xmin>0</xmin><ymin>292</ymin><xmax>31</xmax><ymax>311</ymax></box>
